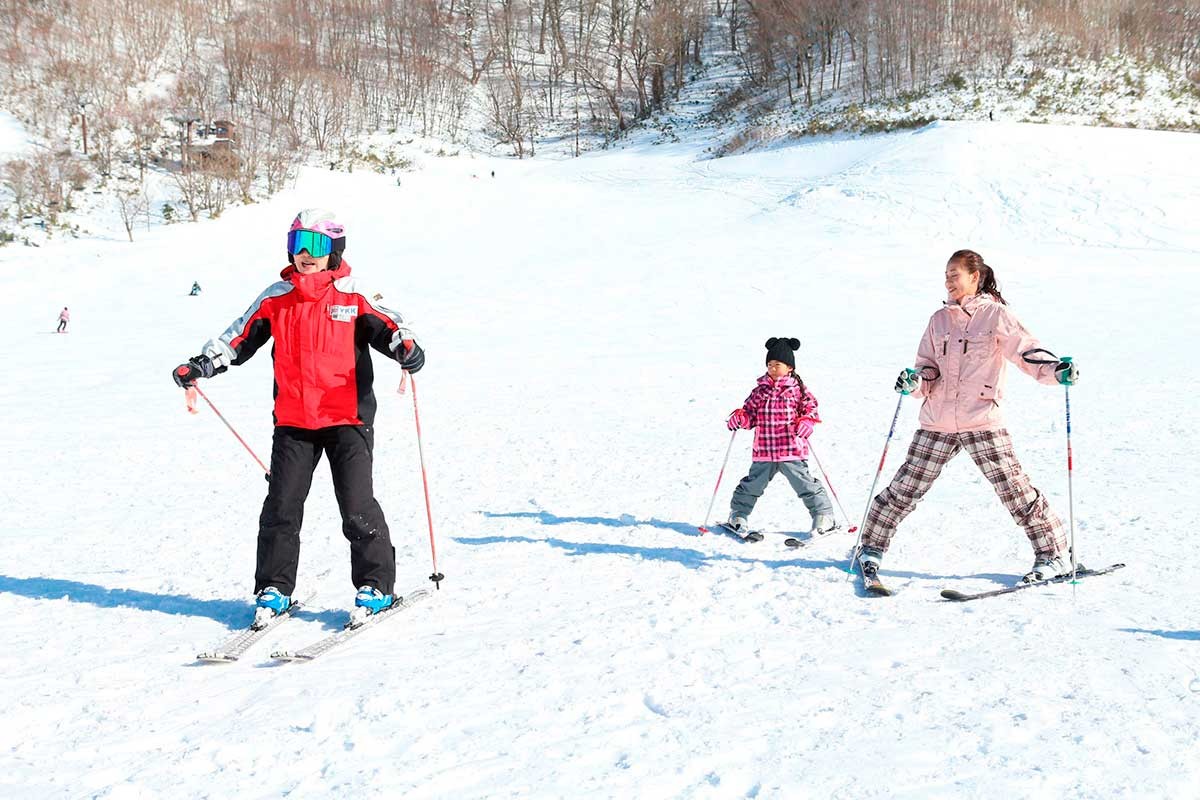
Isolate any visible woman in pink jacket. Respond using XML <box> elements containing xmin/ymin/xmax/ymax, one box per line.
<box><xmin>857</xmin><ymin>250</ymin><xmax>1079</xmax><ymax>585</ymax></box>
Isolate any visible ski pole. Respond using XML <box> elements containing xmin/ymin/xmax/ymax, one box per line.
<box><xmin>189</xmin><ymin>384</ymin><xmax>270</xmax><ymax>479</ymax></box>
<box><xmin>405</xmin><ymin>372</ymin><xmax>445</xmax><ymax>589</ymax></box>
<box><xmin>1063</xmin><ymin>363</ymin><xmax>1078</xmax><ymax>584</ymax></box>
<box><xmin>1021</xmin><ymin>348</ymin><xmax>1080</xmax><ymax>584</ymax></box>
<box><xmin>808</xmin><ymin>443</ymin><xmax>857</xmax><ymax>533</ymax></box>
<box><xmin>698</xmin><ymin>429</ymin><xmax>738</xmax><ymax>534</ymax></box>
<box><xmin>846</xmin><ymin>394</ymin><xmax>905</xmax><ymax>573</ymax></box>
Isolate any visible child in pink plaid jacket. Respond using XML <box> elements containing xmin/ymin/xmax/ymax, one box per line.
<box><xmin>724</xmin><ymin>337</ymin><xmax>836</xmax><ymax>536</ymax></box>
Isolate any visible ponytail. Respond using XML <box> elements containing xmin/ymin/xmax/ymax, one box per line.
<box><xmin>977</xmin><ymin>264</ymin><xmax>1007</xmax><ymax>304</ymax></box>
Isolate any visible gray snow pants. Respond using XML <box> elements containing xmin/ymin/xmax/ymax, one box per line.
<box><xmin>729</xmin><ymin>460</ymin><xmax>833</xmax><ymax>521</ymax></box>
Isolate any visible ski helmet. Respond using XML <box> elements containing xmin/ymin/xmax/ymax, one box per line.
<box><xmin>287</xmin><ymin>208</ymin><xmax>346</xmax><ymax>267</ymax></box>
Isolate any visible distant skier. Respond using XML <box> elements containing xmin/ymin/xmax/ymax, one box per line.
<box><xmin>856</xmin><ymin>249</ymin><xmax>1079</xmax><ymax>585</ymax></box>
<box><xmin>56</xmin><ymin>307</ymin><xmax>69</xmax><ymax>333</ymax></box>
<box><xmin>723</xmin><ymin>337</ymin><xmax>836</xmax><ymax>537</ymax></box>
<box><xmin>190</xmin><ymin>281</ymin><xmax>202</xmax><ymax>296</ymax></box>
<box><xmin>171</xmin><ymin>209</ymin><xmax>426</xmax><ymax>626</ymax></box>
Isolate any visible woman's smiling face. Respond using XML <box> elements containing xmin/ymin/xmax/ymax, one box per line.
<box><xmin>945</xmin><ymin>261</ymin><xmax>979</xmax><ymax>303</ymax></box>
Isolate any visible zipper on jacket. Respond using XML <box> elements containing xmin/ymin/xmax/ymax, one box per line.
<box><xmin>962</xmin><ymin>339</ymin><xmax>967</xmax><ymax>354</ymax></box>
<box><xmin>942</xmin><ymin>341</ymin><xmax>947</xmax><ymax>356</ymax></box>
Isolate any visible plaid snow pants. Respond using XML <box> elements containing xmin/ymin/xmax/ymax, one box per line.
<box><xmin>859</xmin><ymin>428</ymin><xmax>1067</xmax><ymax>557</ymax></box>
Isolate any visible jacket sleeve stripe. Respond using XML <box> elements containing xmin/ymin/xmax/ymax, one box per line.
<box><xmin>202</xmin><ymin>281</ymin><xmax>292</xmax><ymax>367</ymax></box>
<box><xmin>336</xmin><ymin>276</ymin><xmax>417</xmax><ymax>352</ymax></box>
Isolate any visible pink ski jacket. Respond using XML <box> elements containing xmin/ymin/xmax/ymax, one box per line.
<box><xmin>738</xmin><ymin>373</ymin><xmax>821</xmax><ymax>462</ymax></box>
<box><xmin>909</xmin><ymin>293</ymin><xmax>1060</xmax><ymax>433</ymax></box>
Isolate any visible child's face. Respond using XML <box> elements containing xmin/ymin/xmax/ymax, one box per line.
<box><xmin>766</xmin><ymin>360</ymin><xmax>793</xmax><ymax>380</ymax></box>
<box><xmin>293</xmin><ymin>252</ymin><xmax>330</xmax><ymax>274</ymax></box>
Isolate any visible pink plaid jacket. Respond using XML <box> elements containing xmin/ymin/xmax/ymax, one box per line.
<box><xmin>739</xmin><ymin>373</ymin><xmax>821</xmax><ymax>462</ymax></box>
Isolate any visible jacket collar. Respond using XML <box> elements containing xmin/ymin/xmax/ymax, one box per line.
<box><xmin>280</xmin><ymin>260</ymin><xmax>352</xmax><ymax>302</ymax></box>
<box><xmin>943</xmin><ymin>292</ymin><xmax>992</xmax><ymax>317</ymax></box>
<box><xmin>758</xmin><ymin>372</ymin><xmax>799</xmax><ymax>389</ymax></box>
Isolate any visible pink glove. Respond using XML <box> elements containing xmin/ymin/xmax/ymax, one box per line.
<box><xmin>795</xmin><ymin>418</ymin><xmax>815</xmax><ymax>439</ymax></box>
<box><xmin>727</xmin><ymin>409</ymin><xmax>749</xmax><ymax>431</ymax></box>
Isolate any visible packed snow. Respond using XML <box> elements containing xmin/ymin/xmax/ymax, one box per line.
<box><xmin>1</xmin><ymin>120</ymin><xmax>1198</xmax><ymax>798</ymax></box>
<box><xmin>0</xmin><ymin>110</ymin><xmax>32</xmax><ymax>159</ymax></box>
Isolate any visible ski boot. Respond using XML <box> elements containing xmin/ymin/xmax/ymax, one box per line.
<box><xmin>726</xmin><ymin>515</ymin><xmax>749</xmax><ymax>534</ymax></box>
<box><xmin>1022</xmin><ymin>554</ymin><xmax>1070</xmax><ymax>584</ymax></box>
<box><xmin>349</xmin><ymin>585</ymin><xmax>395</xmax><ymax>627</ymax></box>
<box><xmin>813</xmin><ymin>513</ymin><xmax>839</xmax><ymax>536</ymax></box>
<box><xmin>252</xmin><ymin>586</ymin><xmax>291</xmax><ymax>629</ymax></box>
<box><xmin>858</xmin><ymin>547</ymin><xmax>883</xmax><ymax>579</ymax></box>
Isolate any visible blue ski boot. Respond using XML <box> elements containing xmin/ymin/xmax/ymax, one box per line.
<box><xmin>349</xmin><ymin>585</ymin><xmax>393</xmax><ymax>626</ymax></box>
<box><xmin>253</xmin><ymin>586</ymin><xmax>291</xmax><ymax>628</ymax></box>
<box><xmin>354</xmin><ymin>585</ymin><xmax>394</xmax><ymax>613</ymax></box>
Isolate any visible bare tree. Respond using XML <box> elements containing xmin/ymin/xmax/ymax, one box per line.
<box><xmin>262</xmin><ymin>142</ymin><xmax>300</xmax><ymax>195</ymax></box>
<box><xmin>126</xmin><ymin>100</ymin><xmax>165</xmax><ymax>181</ymax></box>
<box><xmin>87</xmin><ymin>112</ymin><xmax>121</xmax><ymax>177</ymax></box>
<box><xmin>2</xmin><ymin>159</ymin><xmax>33</xmax><ymax>216</ymax></box>
<box><xmin>112</xmin><ymin>177</ymin><xmax>148</xmax><ymax>242</ymax></box>
<box><xmin>171</xmin><ymin>167</ymin><xmax>206</xmax><ymax>222</ymax></box>
<box><xmin>26</xmin><ymin>147</ymin><xmax>88</xmax><ymax>222</ymax></box>
<box><xmin>301</xmin><ymin>74</ymin><xmax>345</xmax><ymax>152</ymax></box>
<box><xmin>121</xmin><ymin>0</ymin><xmax>173</xmax><ymax>80</ymax></box>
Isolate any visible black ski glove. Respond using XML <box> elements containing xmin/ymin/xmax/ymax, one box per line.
<box><xmin>172</xmin><ymin>354</ymin><xmax>219</xmax><ymax>388</ymax></box>
<box><xmin>396</xmin><ymin>339</ymin><xmax>425</xmax><ymax>373</ymax></box>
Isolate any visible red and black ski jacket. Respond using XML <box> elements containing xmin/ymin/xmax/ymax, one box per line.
<box><xmin>202</xmin><ymin>261</ymin><xmax>414</xmax><ymax>429</ymax></box>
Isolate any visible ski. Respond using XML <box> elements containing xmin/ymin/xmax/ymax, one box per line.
<box><xmin>714</xmin><ymin>522</ymin><xmax>763</xmax><ymax>542</ymax></box>
<box><xmin>785</xmin><ymin>526</ymin><xmax>843</xmax><ymax>548</ymax></box>
<box><xmin>270</xmin><ymin>587</ymin><xmax>432</xmax><ymax>662</ymax></box>
<box><xmin>196</xmin><ymin>596</ymin><xmax>310</xmax><ymax>663</ymax></box>
<box><xmin>859</xmin><ymin>561</ymin><xmax>892</xmax><ymax>596</ymax></box>
<box><xmin>940</xmin><ymin>563</ymin><xmax>1126</xmax><ymax>602</ymax></box>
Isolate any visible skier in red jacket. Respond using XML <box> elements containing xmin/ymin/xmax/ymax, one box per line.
<box><xmin>172</xmin><ymin>209</ymin><xmax>425</xmax><ymax>626</ymax></box>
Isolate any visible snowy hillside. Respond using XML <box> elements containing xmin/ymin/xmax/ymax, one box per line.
<box><xmin>1</xmin><ymin>121</ymin><xmax>1198</xmax><ymax>798</ymax></box>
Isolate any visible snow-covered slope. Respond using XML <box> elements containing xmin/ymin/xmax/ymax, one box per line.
<box><xmin>0</xmin><ymin>110</ymin><xmax>31</xmax><ymax>158</ymax></box>
<box><xmin>1</xmin><ymin>122</ymin><xmax>1197</xmax><ymax>798</ymax></box>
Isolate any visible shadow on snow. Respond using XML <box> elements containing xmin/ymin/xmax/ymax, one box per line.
<box><xmin>1120</xmin><ymin>628</ymin><xmax>1200</xmax><ymax>641</ymax></box>
<box><xmin>456</xmin><ymin>533</ymin><xmax>840</xmax><ymax>571</ymax></box>
<box><xmin>474</xmin><ymin>510</ymin><xmax>1000</xmax><ymax>582</ymax></box>
<box><xmin>0</xmin><ymin>575</ymin><xmax>343</xmax><ymax>629</ymax></box>
<box><xmin>482</xmin><ymin>509</ymin><xmax>702</xmax><ymax>537</ymax></box>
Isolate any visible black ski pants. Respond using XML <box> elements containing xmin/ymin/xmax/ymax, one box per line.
<box><xmin>255</xmin><ymin>425</ymin><xmax>395</xmax><ymax>597</ymax></box>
